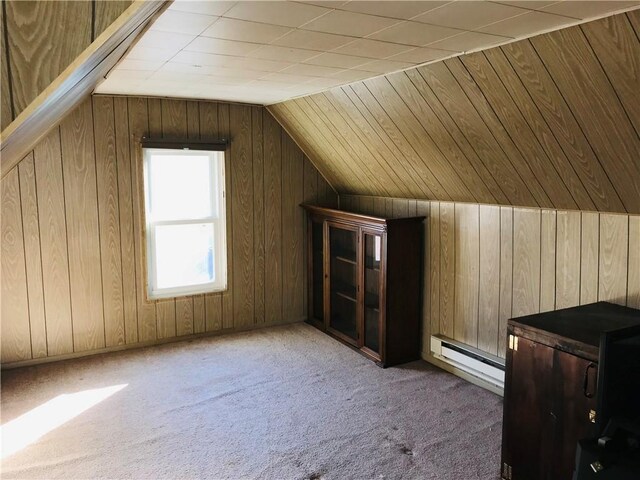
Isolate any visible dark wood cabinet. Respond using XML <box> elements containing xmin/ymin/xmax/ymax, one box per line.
<box><xmin>303</xmin><ymin>205</ymin><xmax>424</xmax><ymax>367</ymax></box>
<box><xmin>501</xmin><ymin>302</ymin><xmax>640</xmax><ymax>480</ymax></box>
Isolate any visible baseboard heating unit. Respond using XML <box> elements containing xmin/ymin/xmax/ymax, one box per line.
<box><xmin>430</xmin><ymin>335</ymin><xmax>505</xmax><ymax>390</ymax></box>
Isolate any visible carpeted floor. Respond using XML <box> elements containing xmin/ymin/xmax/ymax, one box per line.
<box><xmin>1</xmin><ymin>323</ymin><xmax>503</xmax><ymax>479</ymax></box>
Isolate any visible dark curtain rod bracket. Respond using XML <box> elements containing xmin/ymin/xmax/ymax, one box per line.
<box><xmin>141</xmin><ymin>137</ymin><xmax>229</xmax><ymax>151</ymax></box>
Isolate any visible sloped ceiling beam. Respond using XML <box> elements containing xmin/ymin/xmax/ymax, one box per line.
<box><xmin>0</xmin><ymin>0</ymin><xmax>168</xmax><ymax>178</ymax></box>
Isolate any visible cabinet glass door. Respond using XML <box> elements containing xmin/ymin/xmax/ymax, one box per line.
<box><xmin>309</xmin><ymin>219</ymin><xmax>324</xmax><ymax>324</ymax></box>
<box><xmin>363</xmin><ymin>232</ymin><xmax>382</xmax><ymax>355</ymax></box>
<box><xmin>328</xmin><ymin>224</ymin><xmax>358</xmax><ymax>344</ymax></box>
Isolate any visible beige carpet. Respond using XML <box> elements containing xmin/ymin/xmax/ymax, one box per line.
<box><xmin>1</xmin><ymin>323</ymin><xmax>503</xmax><ymax>479</ymax></box>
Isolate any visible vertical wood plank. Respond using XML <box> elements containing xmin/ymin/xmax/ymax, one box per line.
<box><xmin>253</xmin><ymin>107</ymin><xmax>266</xmax><ymax>325</ymax></box>
<box><xmin>18</xmin><ymin>154</ymin><xmax>47</xmax><ymax>358</ymax></box>
<box><xmin>540</xmin><ymin>210</ymin><xmax>557</xmax><ymax>312</ymax></box>
<box><xmin>478</xmin><ymin>205</ymin><xmax>499</xmax><ymax>355</ymax></box>
<box><xmin>1</xmin><ymin>167</ymin><xmax>32</xmax><ymax>362</ymax></box>
<box><xmin>219</xmin><ymin>103</ymin><xmax>234</xmax><ymax>329</ymax></box>
<box><xmin>580</xmin><ymin>212</ymin><xmax>599</xmax><ymax>305</ymax></box>
<box><xmin>1</xmin><ymin>5</ymin><xmax>12</xmax><ymax>130</ymax></box>
<box><xmin>60</xmin><ymin>98</ymin><xmax>105</xmax><ymax>351</ymax></box>
<box><xmin>429</xmin><ymin>201</ymin><xmax>440</xmax><ymax>337</ymax></box>
<box><xmin>439</xmin><ymin>202</ymin><xmax>455</xmax><ymax>338</ymax></box>
<box><xmin>454</xmin><ymin>203</ymin><xmax>479</xmax><ymax>347</ymax></box>
<box><xmin>556</xmin><ymin>211</ymin><xmax>581</xmax><ymax>309</ymax></box>
<box><xmin>628</xmin><ymin>216</ymin><xmax>640</xmax><ymax>309</ymax></box>
<box><xmin>417</xmin><ymin>201</ymin><xmax>431</xmax><ymax>354</ymax></box>
<box><xmin>512</xmin><ymin>208</ymin><xmax>541</xmax><ymax>317</ymax></box>
<box><xmin>92</xmin><ymin>96</ymin><xmax>125</xmax><ymax>347</ymax></box>
<box><xmin>498</xmin><ymin>207</ymin><xmax>513</xmax><ymax>358</ymax></box>
<box><xmin>392</xmin><ymin>198</ymin><xmax>409</xmax><ymax>218</ymax></box>
<box><xmin>599</xmin><ymin>214</ymin><xmax>629</xmax><ymax>305</ymax></box>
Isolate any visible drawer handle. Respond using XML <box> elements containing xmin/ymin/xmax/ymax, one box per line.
<box><xmin>583</xmin><ymin>363</ymin><xmax>597</xmax><ymax>398</ymax></box>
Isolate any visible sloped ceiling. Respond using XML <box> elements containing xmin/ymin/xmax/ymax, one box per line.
<box><xmin>268</xmin><ymin>10</ymin><xmax>640</xmax><ymax>214</ymax></box>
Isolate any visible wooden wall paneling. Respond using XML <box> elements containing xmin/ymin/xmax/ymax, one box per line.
<box><xmin>478</xmin><ymin>205</ymin><xmax>500</xmax><ymax>355</ymax></box>
<box><xmin>33</xmin><ymin>129</ymin><xmax>73</xmax><ymax>355</ymax></box>
<box><xmin>555</xmin><ymin>211</ymin><xmax>581</xmax><ymax>309</ymax></box>
<box><xmin>512</xmin><ymin>208</ymin><xmax>541</xmax><ymax>318</ymax></box>
<box><xmin>230</xmin><ymin>104</ymin><xmax>255</xmax><ymax>328</ymax></box>
<box><xmin>392</xmin><ymin>198</ymin><xmax>409</xmax><ymax>218</ymax></box>
<box><xmin>483</xmin><ymin>48</ymin><xmax>596</xmax><ymax>211</ymax></box>
<box><xmin>92</xmin><ymin>96</ymin><xmax>125</xmax><ymax>347</ymax></box>
<box><xmin>329</xmin><ymin>88</ymin><xmax>427</xmax><ymax>198</ymax></box>
<box><xmin>301</xmin><ymin>156</ymin><xmax>316</xmax><ymax>322</ymax></box>
<box><xmin>530</xmin><ymin>30</ymin><xmax>640</xmax><ymax>212</ymax></box>
<box><xmin>18</xmin><ymin>154</ymin><xmax>47</xmax><ymax>358</ymax></box>
<box><xmin>498</xmin><ymin>206</ymin><xmax>513</xmax><ymax>358</ymax></box>
<box><xmin>362</xmin><ymin>77</ymin><xmax>475</xmax><ymax>202</ymax></box>
<box><xmin>460</xmin><ymin>53</ymin><xmax>578</xmax><ymax>210</ymax></box>
<box><xmin>307</xmin><ymin>94</ymin><xmax>396</xmax><ymax>197</ymax></box>
<box><xmin>372</xmin><ymin>196</ymin><xmax>386</xmax><ymax>217</ymax></box>
<box><xmin>320</xmin><ymin>175</ymin><xmax>338</xmax><ymax>209</ymax></box>
<box><xmin>113</xmin><ymin>97</ymin><xmax>138</xmax><ymax>343</ymax></box>
<box><xmin>1</xmin><ymin>167</ymin><xmax>32</xmax><ymax>362</ymax></box>
<box><xmin>501</xmin><ymin>41</ymin><xmax>624</xmax><ymax>213</ymax></box>
<box><xmin>416</xmin><ymin>200</ymin><xmax>431</xmax><ymax>353</ymax></box>
<box><xmin>282</xmin><ymin>133</ymin><xmax>304</xmax><ymax>323</ymax></box>
<box><xmin>454</xmin><ymin>203</ymin><xmax>480</xmax><ymax>347</ymax></box>
<box><xmin>252</xmin><ymin>106</ymin><xmax>265</xmax><ymax>325</ymax></box>
<box><xmin>360</xmin><ymin>196</ymin><xmax>374</xmax><ymax>216</ymax></box>
<box><xmin>263</xmin><ymin>111</ymin><xmax>283</xmax><ymax>324</ymax></box>
<box><xmin>404</xmin><ymin>68</ymin><xmax>507</xmax><ymax>205</ymax></box>
<box><xmin>94</xmin><ymin>0</ymin><xmax>132</xmax><ymax>39</ymax></box>
<box><xmin>60</xmin><ymin>98</ymin><xmax>105</xmax><ymax>351</ymax></box>
<box><xmin>4</xmin><ymin>0</ymin><xmax>91</xmax><ymax>115</ymax></box>
<box><xmin>386</xmin><ymin>71</ymin><xmax>497</xmax><ymax>204</ymax></box>
<box><xmin>199</xmin><ymin>101</ymin><xmax>222</xmax><ymax>332</ymax></box>
<box><xmin>439</xmin><ymin>202</ymin><xmax>455</xmax><ymax>338</ymax></box>
<box><xmin>416</xmin><ymin>63</ymin><xmax>535</xmax><ymax>207</ymax></box>
<box><xmin>539</xmin><ymin>210</ymin><xmax>557</xmax><ymax>312</ymax></box>
<box><xmin>128</xmin><ymin>96</ymin><xmax>156</xmax><ymax>342</ymax></box>
<box><xmin>218</xmin><ymin>103</ymin><xmax>234</xmax><ymax>329</ymax></box>
<box><xmin>580</xmin><ymin>212</ymin><xmax>600</xmax><ymax>305</ymax></box>
<box><xmin>323</xmin><ymin>90</ymin><xmax>415</xmax><ymax>198</ymax></box>
<box><xmin>430</xmin><ymin>202</ymin><xmax>441</xmax><ymax>337</ymax></box>
<box><xmin>350</xmin><ymin>82</ymin><xmax>451</xmax><ymax>200</ymax></box>
<box><xmin>628</xmin><ymin>216</ymin><xmax>640</xmax><ymax>309</ymax></box>
<box><xmin>598</xmin><ymin>214</ymin><xmax>629</xmax><ymax>305</ymax></box>
<box><xmin>1</xmin><ymin>4</ymin><xmax>12</xmax><ymax>130</ymax></box>
<box><xmin>187</xmin><ymin>100</ymin><xmax>205</xmax><ymax>334</ymax></box>
<box><xmin>446</xmin><ymin>58</ymin><xmax>553</xmax><ymax>208</ymax></box>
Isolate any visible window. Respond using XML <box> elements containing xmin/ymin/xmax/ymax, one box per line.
<box><xmin>143</xmin><ymin>147</ymin><xmax>226</xmax><ymax>299</ymax></box>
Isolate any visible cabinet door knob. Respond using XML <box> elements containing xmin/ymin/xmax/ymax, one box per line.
<box><xmin>583</xmin><ymin>363</ymin><xmax>597</xmax><ymax>398</ymax></box>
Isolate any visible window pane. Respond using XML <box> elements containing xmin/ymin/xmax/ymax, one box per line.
<box><xmin>155</xmin><ymin>223</ymin><xmax>215</xmax><ymax>289</ymax></box>
<box><xmin>148</xmin><ymin>153</ymin><xmax>212</xmax><ymax>221</ymax></box>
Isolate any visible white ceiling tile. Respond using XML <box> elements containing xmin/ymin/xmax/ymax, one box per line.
<box><xmin>259</xmin><ymin>72</ymin><xmax>320</xmax><ymax>84</ymax></box>
<box><xmin>273</xmin><ymin>29</ymin><xmax>355</xmax><ymax>50</ymax></box>
<box><xmin>369</xmin><ymin>21</ymin><xmax>462</xmax><ymax>47</ymax></box>
<box><xmin>222</xmin><ymin>1</ymin><xmax>331</xmax><ymax>27</ymax></box>
<box><xmin>201</xmin><ymin>18</ymin><xmax>292</xmax><ymax>43</ymax></box>
<box><xmin>135</xmin><ymin>30</ymin><xmax>195</xmax><ymax>52</ymax></box>
<box><xmin>127</xmin><ymin>45</ymin><xmax>181</xmax><ymax>62</ymax></box>
<box><xmin>427</xmin><ymin>30</ymin><xmax>509</xmax><ymax>51</ymax></box>
<box><xmin>357</xmin><ymin>58</ymin><xmax>416</xmax><ymax>74</ymax></box>
<box><xmin>301</xmin><ymin>10</ymin><xmax>400</xmax><ymax>36</ymax></box>
<box><xmin>492</xmin><ymin>1</ymin><xmax>559</xmax><ymax>9</ymax></box>
<box><xmin>302</xmin><ymin>52</ymin><xmax>371</xmax><ymax>69</ymax></box>
<box><xmin>280</xmin><ymin>63</ymin><xmax>345</xmax><ymax>77</ymax></box>
<box><xmin>117</xmin><ymin>59</ymin><xmax>165</xmax><ymax>71</ymax></box>
<box><xmin>248</xmin><ymin>45</ymin><xmax>322</xmax><ymax>63</ymax></box>
<box><xmin>412</xmin><ymin>1</ymin><xmax>527</xmax><ymax>30</ymax></box>
<box><xmin>333</xmin><ymin>39</ymin><xmax>414</xmax><ymax>58</ymax></box>
<box><xmin>479</xmin><ymin>10</ymin><xmax>576</xmax><ymax>37</ymax></box>
<box><xmin>171</xmin><ymin>50</ymin><xmax>239</xmax><ymax>67</ymax></box>
<box><xmin>339</xmin><ymin>1</ymin><xmax>452</xmax><ymax>20</ymax></box>
<box><xmin>228</xmin><ymin>57</ymin><xmax>294</xmax><ymax>72</ymax></box>
<box><xmin>386</xmin><ymin>46</ymin><xmax>453</xmax><ymax>63</ymax></box>
<box><xmin>328</xmin><ymin>69</ymin><xmax>376</xmax><ymax>82</ymax></box>
<box><xmin>169</xmin><ymin>1</ymin><xmax>237</xmax><ymax>17</ymax></box>
<box><xmin>302</xmin><ymin>76</ymin><xmax>346</xmax><ymax>88</ymax></box>
<box><xmin>297</xmin><ymin>1</ymin><xmax>349</xmax><ymax>8</ymax></box>
<box><xmin>149</xmin><ymin>10</ymin><xmax>219</xmax><ymax>36</ymax></box>
<box><xmin>107</xmin><ymin>69</ymin><xmax>155</xmax><ymax>81</ymax></box>
<box><xmin>539</xmin><ymin>1</ymin><xmax>639</xmax><ymax>19</ymax></box>
<box><xmin>184</xmin><ymin>37</ymin><xmax>263</xmax><ymax>56</ymax></box>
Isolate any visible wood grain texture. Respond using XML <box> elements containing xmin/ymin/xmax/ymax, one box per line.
<box><xmin>430</xmin><ymin>202</ymin><xmax>441</xmax><ymax>337</ymax></box>
<box><xmin>628</xmin><ymin>216</ymin><xmax>640</xmax><ymax>309</ymax></box>
<box><xmin>219</xmin><ymin>103</ymin><xmax>233</xmax><ymax>330</ymax></box>
<box><xmin>1</xmin><ymin>5</ymin><xmax>12</xmax><ymax>130</ymax></box>
<box><xmin>18</xmin><ymin>154</ymin><xmax>47</xmax><ymax>358</ymax></box>
<box><xmin>94</xmin><ymin>1</ymin><xmax>132</xmax><ymax>39</ymax></box>
<box><xmin>512</xmin><ymin>208</ymin><xmax>541</xmax><ymax>318</ymax></box>
<box><xmin>539</xmin><ymin>210</ymin><xmax>557</xmax><ymax>312</ymax></box>
<box><xmin>478</xmin><ymin>205</ymin><xmax>500</xmax><ymax>355</ymax></box>
<box><xmin>439</xmin><ymin>202</ymin><xmax>455</xmax><ymax>338</ymax></box>
<box><xmin>417</xmin><ymin>200</ymin><xmax>431</xmax><ymax>353</ymax></box>
<box><xmin>498</xmin><ymin>206</ymin><xmax>513</xmax><ymax>358</ymax></box>
<box><xmin>556</xmin><ymin>211</ymin><xmax>581</xmax><ymax>309</ymax></box>
<box><xmin>454</xmin><ymin>203</ymin><xmax>479</xmax><ymax>347</ymax></box>
<box><xmin>1</xmin><ymin>167</ymin><xmax>31</xmax><ymax>362</ymax></box>
<box><xmin>60</xmin><ymin>98</ymin><xmax>105</xmax><ymax>352</ymax></box>
<box><xmin>598</xmin><ymin>214</ymin><xmax>629</xmax><ymax>305</ymax></box>
<box><xmin>580</xmin><ymin>212</ymin><xmax>600</xmax><ymax>305</ymax></box>
<box><xmin>252</xmin><ymin>107</ymin><xmax>265</xmax><ymax>326</ymax></box>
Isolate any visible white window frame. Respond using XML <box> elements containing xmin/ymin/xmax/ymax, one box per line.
<box><xmin>143</xmin><ymin>147</ymin><xmax>227</xmax><ymax>300</ymax></box>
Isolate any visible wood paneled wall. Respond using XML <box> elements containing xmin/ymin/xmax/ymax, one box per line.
<box><xmin>0</xmin><ymin>0</ymin><xmax>131</xmax><ymax>130</ymax></box>
<box><xmin>340</xmin><ymin>194</ymin><xmax>640</xmax><ymax>360</ymax></box>
<box><xmin>270</xmin><ymin>10</ymin><xmax>640</xmax><ymax>214</ymax></box>
<box><xmin>0</xmin><ymin>96</ymin><xmax>337</xmax><ymax>365</ymax></box>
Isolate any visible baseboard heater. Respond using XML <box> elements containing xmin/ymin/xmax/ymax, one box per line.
<box><xmin>430</xmin><ymin>335</ymin><xmax>505</xmax><ymax>389</ymax></box>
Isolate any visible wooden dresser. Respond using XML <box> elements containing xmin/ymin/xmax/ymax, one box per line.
<box><xmin>302</xmin><ymin>205</ymin><xmax>424</xmax><ymax>367</ymax></box>
<box><xmin>501</xmin><ymin>302</ymin><xmax>640</xmax><ymax>480</ymax></box>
